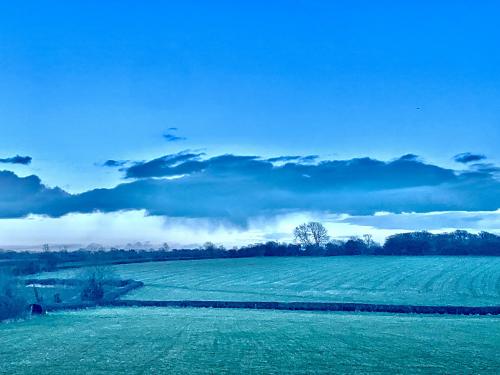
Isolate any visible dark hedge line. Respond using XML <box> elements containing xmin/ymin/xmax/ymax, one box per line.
<box><xmin>1</xmin><ymin>230</ymin><xmax>499</xmax><ymax>276</ymax></box>
<box><xmin>45</xmin><ymin>299</ymin><xmax>500</xmax><ymax>316</ymax></box>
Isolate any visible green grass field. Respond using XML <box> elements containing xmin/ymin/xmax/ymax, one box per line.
<box><xmin>8</xmin><ymin>257</ymin><xmax>500</xmax><ymax>373</ymax></box>
<box><xmin>41</xmin><ymin>256</ymin><xmax>500</xmax><ymax>306</ymax></box>
<box><xmin>1</xmin><ymin>307</ymin><xmax>499</xmax><ymax>374</ymax></box>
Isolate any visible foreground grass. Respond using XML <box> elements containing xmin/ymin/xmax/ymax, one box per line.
<box><xmin>1</xmin><ymin>307</ymin><xmax>499</xmax><ymax>374</ymax></box>
<box><xmin>40</xmin><ymin>256</ymin><xmax>500</xmax><ymax>306</ymax></box>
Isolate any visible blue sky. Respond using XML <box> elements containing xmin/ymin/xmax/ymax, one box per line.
<box><xmin>0</xmin><ymin>1</ymin><xmax>499</xmax><ymax>248</ymax></box>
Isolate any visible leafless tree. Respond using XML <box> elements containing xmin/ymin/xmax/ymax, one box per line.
<box><xmin>294</xmin><ymin>222</ymin><xmax>329</xmax><ymax>247</ymax></box>
<box><xmin>363</xmin><ymin>234</ymin><xmax>375</xmax><ymax>248</ymax></box>
<box><xmin>294</xmin><ymin>224</ymin><xmax>312</xmax><ymax>246</ymax></box>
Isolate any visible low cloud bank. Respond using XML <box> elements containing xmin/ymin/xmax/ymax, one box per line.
<box><xmin>1</xmin><ymin>210</ymin><xmax>499</xmax><ymax>249</ymax></box>
<box><xmin>1</xmin><ymin>153</ymin><xmax>499</xmax><ymax>223</ymax></box>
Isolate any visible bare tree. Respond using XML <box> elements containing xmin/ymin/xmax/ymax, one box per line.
<box><xmin>294</xmin><ymin>224</ymin><xmax>312</xmax><ymax>247</ymax></box>
<box><xmin>294</xmin><ymin>222</ymin><xmax>329</xmax><ymax>247</ymax></box>
<box><xmin>308</xmin><ymin>222</ymin><xmax>329</xmax><ymax>246</ymax></box>
<box><xmin>363</xmin><ymin>234</ymin><xmax>375</xmax><ymax>248</ymax></box>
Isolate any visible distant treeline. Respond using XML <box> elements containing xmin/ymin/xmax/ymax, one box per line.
<box><xmin>1</xmin><ymin>230</ymin><xmax>499</xmax><ymax>276</ymax></box>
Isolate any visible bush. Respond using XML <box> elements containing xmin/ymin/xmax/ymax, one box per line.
<box><xmin>0</xmin><ymin>272</ymin><xmax>26</xmax><ymax>321</ymax></box>
<box><xmin>81</xmin><ymin>277</ymin><xmax>104</xmax><ymax>301</ymax></box>
<box><xmin>80</xmin><ymin>266</ymin><xmax>115</xmax><ymax>302</ymax></box>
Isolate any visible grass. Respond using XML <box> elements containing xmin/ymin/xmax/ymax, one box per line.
<box><xmin>39</xmin><ymin>256</ymin><xmax>500</xmax><ymax>306</ymax></box>
<box><xmin>18</xmin><ymin>283</ymin><xmax>81</xmax><ymax>305</ymax></box>
<box><xmin>1</xmin><ymin>307</ymin><xmax>499</xmax><ymax>374</ymax></box>
<box><xmin>8</xmin><ymin>257</ymin><xmax>500</xmax><ymax>373</ymax></box>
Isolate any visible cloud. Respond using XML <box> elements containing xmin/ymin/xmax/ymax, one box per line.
<box><xmin>468</xmin><ymin>163</ymin><xmax>500</xmax><ymax>174</ymax></box>
<box><xmin>299</xmin><ymin>155</ymin><xmax>319</xmax><ymax>163</ymax></box>
<box><xmin>163</xmin><ymin>127</ymin><xmax>187</xmax><ymax>142</ymax></box>
<box><xmin>0</xmin><ymin>210</ymin><xmax>261</xmax><ymax>249</ymax></box>
<box><xmin>102</xmin><ymin>160</ymin><xmax>128</xmax><ymax>167</ymax></box>
<box><xmin>398</xmin><ymin>154</ymin><xmax>420</xmax><ymax>162</ymax></box>
<box><xmin>340</xmin><ymin>210</ymin><xmax>500</xmax><ymax>231</ymax></box>
<box><xmin>123</xmin><ymin>152</ymin><xmax>456</xmax><ymax>189</ymax></box>
<box><xmin>453</xmin><ymin>152</ymin><xmax>486</xmax><ymax>164</ymax></box>
<box><xmin>163</xmin><ymin>134</ymin><xmax>187</xmax><ymax>142</ymax></box>
<box><xmin>0</xmin><ymin>170</ymin><xmax>69</xmax><ymax>218</ymax></box>
<box><xmin>0</xmin><ymin>155</ymin><xmax>32</xmax><ymax>165</ymax></box>
<box><xmin>0</xmin><ymin>210</ymin><xmax>359</xmax><ymax>248</ymax></box>
<box><xmin>3</xmin><ymin>209</ymin><xmax>498</xmax><ymax>249</ymax></box>
<box><xmin>266</xmin><ymin>155</ymin><xmax>318</xmax><ymax>163</ymax></box>
<box><xmin>125</xmin><ymin>151</ymin><xmax>204</xmax><ymax>178</ymax></box>
<box><xmin>1</xmin><ymin>153</ymin><xmax>499</xmax><ymax>222</ymax></box>
<box><xmin>266</xmin><ymin>156</ymin><xmax>302</xmax><ymax>163</ymax></box>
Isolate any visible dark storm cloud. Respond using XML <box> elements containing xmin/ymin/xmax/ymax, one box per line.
<box><xmin>0</xmin><ymin>155</ymin><xmax>32</xmax><ymax>165</ymax></box>
<box><xmin>453</xmin><ymin>152</ymin><xmax>486</xmax><ymax>164</ymax></box>
<box><xmin>124</xmin><ymin>153</ymin><xmax>456</xmax><ymax>189</ymax></box>
<box><xmin>1</xmin><ymin>153</ymin><xmax>499</xmax><ymax>221</ymax></box>
<box><xmin>0</xmin><ymin>171</ymin><xmax>69</xmax><ymax>218</ymax></box>
<box><xmin>125</xmin><ymin>151</ymin><xmax>205</xmax><ymax>178</ymax></box>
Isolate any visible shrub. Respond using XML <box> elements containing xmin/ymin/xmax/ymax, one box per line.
<box><xmin>0</xmin><ymin>272</ymin><xmax>26</xmax><ymax>321</ymax></box>
<box><xmin>80</xmin><ymin>266</ymin><xmax>115</xmax><ymax>302</ymax></box>
<box><xmin>81</xmin><ymin>277</ymin><xmax>104</xmax><ymax>301</ymax></box>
